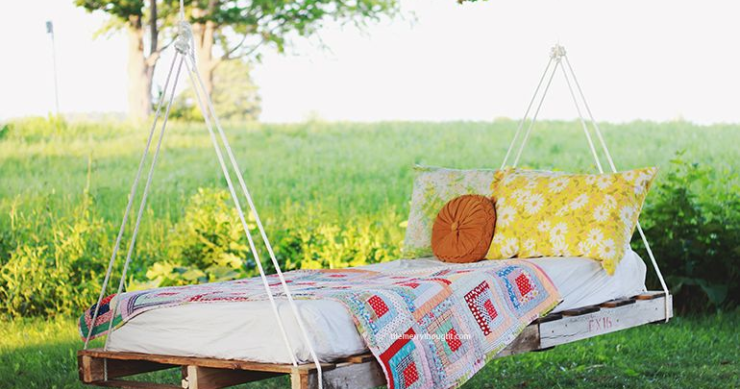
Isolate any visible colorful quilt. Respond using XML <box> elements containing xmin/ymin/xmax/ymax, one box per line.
<box><xmin>80</xmin><ymin>260</ymin><xmax>560</xmax><ymax>389</ymax></box>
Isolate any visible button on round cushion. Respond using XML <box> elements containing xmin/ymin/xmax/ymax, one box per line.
<box><xmin>431</xmin><ymin>194</ymin><xmax>496</xmax><ymax>263</ymax></box>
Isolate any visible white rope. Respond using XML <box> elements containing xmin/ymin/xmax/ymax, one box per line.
<box><xmin>102</xmin><ymin>55</ymin><xmax>186</xmax><ymax>357</ymax></box>
<box><xmin>563</xmin><ymin>57</ymin><xmax>617</xmax><ymax>173</ymax></box>
<box><xmin>186</xmin><ymin>57</ymin><xmax>324</xmax><ymax>377</ymax></box>
<box><xmin>500</xmin><ymin>57</ymin><xmax>553</xmax><ymax>169</ymax></box>
<box><xmin>179</xmin><ymin>0</ymin><xmax>185</xmax><ymax>21</ymax></box>
<box><xmin>183</xmin><ymin>57</ymin><xmax>309</xmax><ymax>369</ymax></box>
<box><xmin>563</xmin><ymin>56</ymin><xmax>670</xmax><ymax>321</ymax></box>
<box><xmin>558</xmin><ymin>62</ymin><xmax>604</xmax><ymax>173</ymax></box>
<box><xmin>83</xmin><ymin>53</ymin><xmax>180</xmax><ymax>349</ymax></box>
<box><xmin>97</xmin><ymin>54</ymin><xmax>184</xmax><ymax>381</ymax></box>
<box><xmin>512</xmin><ymin>60</ymin><xmax>559</xmax><ymax>167</ymax></box>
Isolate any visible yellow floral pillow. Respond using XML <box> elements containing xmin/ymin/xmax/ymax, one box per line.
<box><xmin>486</xmin><ymin>167</ymin><xmax>657</xmax><ymax>274</ymax></box>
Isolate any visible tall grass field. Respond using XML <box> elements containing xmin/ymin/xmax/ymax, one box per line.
<box><xmin>0</xmin><ymin>118</ymin><xmax>738</xmax><ymax>388</ymax></box>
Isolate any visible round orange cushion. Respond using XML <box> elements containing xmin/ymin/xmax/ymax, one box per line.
<box><xmin>431</xmin><ymin>194</ymin><xmax>496</xmax><ymax>263</ymax></box>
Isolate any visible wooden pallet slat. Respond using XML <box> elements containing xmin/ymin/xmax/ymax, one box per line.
<box><xmin>539</xmin><ymin>294</ymin><xmax>672</xmax><ymax>349</ymax></box>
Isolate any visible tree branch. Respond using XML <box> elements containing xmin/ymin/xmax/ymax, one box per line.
<box><xmin>222</xmin><ymin>31</ymin><xmax>250</xmax><ymax>60</ymax></box>
<box><xmin>145</xmin><ymin>50</ymin><xmax>162</xmax><ymax>67</ymax></box>
<box><xmin>222</xmin><ymin>16</ymin><xmax>292</xmax><ymax>61</ymax></box>
<box><xmin>238</xmin><ymin>40</ymin><xmax>268</xmax><ymax>59</ymax></box>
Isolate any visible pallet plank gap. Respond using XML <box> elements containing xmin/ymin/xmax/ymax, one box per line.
<box><xmin>535</xmin><ymin>313</ymin><xmax>563</xmax><ymax>324</ymax></box>
<box><xmin>78</xmin><ymin>354</ymin><xmax>175</xmax><ymax>383</ymax></box>
<box><xmin>634</xmin><ymin>292</ymin><xmax>666</xmax><ymax>300</ymax></box>
<box><xmin>560</xmin><ymin>305</ymin><xmax>600</xmax><ymax>316</ymax></box>
<box><xmin>342</xmin><ymin>353</ymin><xmax>375</xmax><ymax>364</ymax></box>
<box><xmin>291</xmin><ymin>362</ymin><xmax>338</xmax><ymax>374</ymax></box>
<box><xmin>600</xmin><ymin>298</ymin><xmax>637</xmax><ymax>308</ymax></box>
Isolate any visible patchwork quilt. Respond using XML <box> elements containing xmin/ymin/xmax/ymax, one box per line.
<box><xmin>80</xmin><ymin>260</ymin><xmax>560</xmax><ymax>389</ymax></box>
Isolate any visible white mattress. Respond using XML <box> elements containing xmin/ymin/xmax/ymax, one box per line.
<box><xmin>108</xmin><ymin>251</ymin><xmax>646</xmax><ymax>363</ymax></box>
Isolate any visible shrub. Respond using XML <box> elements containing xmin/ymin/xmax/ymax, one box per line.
<box><xmin>0</xmin><ymin>197</ymin><xmax>108</xmax><ymax>317</ymax></box>
<box><xmin>137</xmin><ymin>189</ymin><xmax>405</xmax><ymax>288</ymax></box>
<box><xmin>636</xmin><ymin>154</ymin><xmax>740</xmax><ymax>312</ymax></box>
<box><xmin>135</xmin><ymin>188</ymin><xmax>254</xmax><ymax>288</ymax></box>
<box><xmin>268</xmin><ymin>214</ymin><xmax>403</xmax><ymax>272</ymax></box>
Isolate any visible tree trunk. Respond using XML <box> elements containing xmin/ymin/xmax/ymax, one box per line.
<box><xmin>191</xmin><ymin>5</ymin><xmax>220</xmax><ymax>96</ymax></box>
<box><xmin>126</xmin><ymin>18</ymin><xmax>153</xmax><ymax>119</ymax></box>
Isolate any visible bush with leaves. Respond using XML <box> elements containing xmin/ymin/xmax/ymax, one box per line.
<box><xmin>135</xmin><ymin>188</ymin><xmax>255</xmax><ymax>289</ymax></box>
<box><xmin>136</xmin><ymin>190</ymin><xmax>404</xmax><ymax>288</ymax></box>
<box><xmin>268</xmin><ymin>213</ymin><xmax>403</xmax><ymax>272</ymax></box>
<box><xmin>0</xmin><ymin>196</ymin><xmax>108</xmax><ymax>317</ymax></box>
<box><xmin>636</xmin><ymin>153</ymin><xmax>740</xmax><ymax>313</ymax></box>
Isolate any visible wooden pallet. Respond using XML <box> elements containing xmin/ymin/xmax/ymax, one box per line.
<box><xmin>78</xmin><ymin>292</ymin><xmax>672</xmax><ymax>389</ymax></box>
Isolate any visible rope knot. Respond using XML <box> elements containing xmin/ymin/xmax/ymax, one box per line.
<box><xmin>175</xmin><ymin>21</ymin><xmax>193</xmax><ymax>56</ymax></box>
<box><xmin>550</xmin><ymin>44</ymin><xmax>567</xmax><ymax>61</ymax></box>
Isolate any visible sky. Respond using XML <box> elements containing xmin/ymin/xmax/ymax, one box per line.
<box><xmin>1</xmin><ymin>1</ymin><xmax>739</xmax><ymax>124</ymax></box>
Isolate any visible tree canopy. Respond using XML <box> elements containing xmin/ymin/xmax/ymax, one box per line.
<box><xmin>187</xmin><ymin>0</ymin><xmax>398</xmax><ymax>58</ymax></box>
<box><xmin>75</xmin><ymin>0</ymin><xmax>399</xmax><ymax>118</ymax></box>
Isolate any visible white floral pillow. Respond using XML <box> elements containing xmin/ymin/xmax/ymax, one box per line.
<box><xmin>402</xmin><ymin>166</ymin><xmax>498</xmax><ymax>258</ymax></box>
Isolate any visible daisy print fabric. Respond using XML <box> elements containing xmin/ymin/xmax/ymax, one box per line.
<box><xmin>486</xmin><ymin>167</ymin><xmax>657</xmax><ymax>275</ymax></box>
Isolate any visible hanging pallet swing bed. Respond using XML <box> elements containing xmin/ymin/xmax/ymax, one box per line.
<box><xmin>76</xmin><ymin>6</ymin><xmax>672</xmax><ymax>389</ymax></box>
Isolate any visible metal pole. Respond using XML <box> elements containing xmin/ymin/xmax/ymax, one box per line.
<box><xmin>46</xmin><ymin>21</ymin><xmax>60</xmax><ymax>115</ymax></box>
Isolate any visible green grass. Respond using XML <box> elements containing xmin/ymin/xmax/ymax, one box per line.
<box><xmin>1</xmin><ymin>312</ymin><xmax>738</xmax><ymax>388</ymax></box>
<box><xmin>2</xmin><ymin>119</ymin><xmax>737</xmax><ymax>224</ymax></box>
